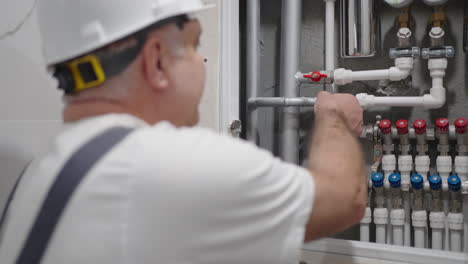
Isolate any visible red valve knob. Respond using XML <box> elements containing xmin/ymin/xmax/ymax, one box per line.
<box><xmin>413</xmin><ymin>119</ymin><xmax>427</xmax><ymax>135</ymax></box>
<box><xmin>436</xmin><ymin>118</ymin><xmax>449</xmax><ymax>133</ymax></box>
<box><xmin>396</xmin><ymin>119</ymin><xmax>409</xmax><ymax>135</ymax></box>
<box><xmin>303</xmin><ymin>71</ymin><xmax>328</xmax><ymax>82</ymax></box>
<box><xmin>455</xmin><ymin>118</ymin><xmax>468</xmax><ymax>134</ymax></box>
<box><xmin>379</xmin><ymin>119</ymin><xmax>392</xmax><ymax>135</ymax></box>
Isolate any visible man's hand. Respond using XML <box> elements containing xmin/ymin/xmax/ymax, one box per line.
<box><xmin>314</xmin><ymin>92</ymin><xmax>363</xmax><ymax>136</ymax></box>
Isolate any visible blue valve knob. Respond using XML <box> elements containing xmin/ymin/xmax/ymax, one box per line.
<box><xmin>448</xmin><ymin>175</ymin><xmax>462</xmax><ymax>192</ymax></box>
<box><xmin>389</xmin><ymin>173</ymin><xmax>401</xmax><ymax>188</ymax></box>
<box><xmin>371</xmin><ymin>172</ymin><xmax>384</xmax><ymax>188</ymax></box>
<box><xmin>411</xmin><ymin>174</ymin><xmax>424</xmax><ymax>190</ymax></box>
<box><xmin>429</xmin><ymin>175</ymin><xmax>442</xmax><ymax>190</ymax></box>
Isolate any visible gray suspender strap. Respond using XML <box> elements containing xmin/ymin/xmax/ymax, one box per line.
<box><xmin>16</xmin><ymin>126</ymin><xmax>134</xmax><ymax>264</ymax></box>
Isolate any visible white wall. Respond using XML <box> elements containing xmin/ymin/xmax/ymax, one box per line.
<box><xmin>0</xmin><ymin>0</ymin><xmax>228</xmax><ymax>210</ymax></box>
<box><xmin>197</xmin><ymin>0</ymin><xmax>221</xmax><ymax>131</ymax></box>
<box><xmin>0</xmin><ymin>0</ymin><xmax>63</xmax><ymax>211</ymax></box>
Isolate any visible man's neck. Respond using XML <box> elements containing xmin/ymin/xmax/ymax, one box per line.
<box><xmin>63</xmin><ymin>100</ymin><xmax>131</xmax><ymax>123</ymax></box>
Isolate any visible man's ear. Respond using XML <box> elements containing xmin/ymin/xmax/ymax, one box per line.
<box><xmin>141</xmin><ymin>35</ymin><xmax>170</xmax><ymax>92</ymax></box>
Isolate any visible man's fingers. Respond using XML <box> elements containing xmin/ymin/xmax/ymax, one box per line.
<box><xmin>315</xmin><ymin>93</ymin><xmax>364</xmax><ymax>137</ymax></box>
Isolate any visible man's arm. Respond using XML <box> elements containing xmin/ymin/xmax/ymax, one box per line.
<box><xmin>304</xmin><ymin>92</ymin><xmax>367</xmax><ymax>241</ymax></box>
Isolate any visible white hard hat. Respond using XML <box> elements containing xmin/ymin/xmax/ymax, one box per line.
<box><xmin>38</xmin><ymin>0</ymin><xmax>212</xmax><ymax>66</ymax></box>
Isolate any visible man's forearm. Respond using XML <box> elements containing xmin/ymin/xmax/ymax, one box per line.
<box><xmin>304</xmin><ymin>110</ymin><xmax>366</xmax><ymax>240</ymax></box>
<box><xmin>309</xmin><ymin>111</ymin><xmax>364</xmax><ymax>186</ymax></box>
<box><xmin>304</xmin><ymin>92</ymin><xmax>366</xmax><ymax>241</ymax></box>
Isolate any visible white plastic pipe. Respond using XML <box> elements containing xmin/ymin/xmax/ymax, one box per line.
<box><xmin>436</xmin><ymin>157</ymin><xmax>452</xmax><ymax>187</ymax></box>
<box><xmin>431</xmin><ymin>211</ymin><xmax>446</xmax><ymax>250</ymax></box>
<box><xmin>357</xmin><ymin>85</ymin><xmax>446</xmax><ymax>109</ymax></box>
<box><xmin>433</xmin><ymin>229</ymin><xmax>444</xmax><ymax>250</ymax></box>
<box><xmin>356</xmin><ymin>58</ymin><xmax>448</xmax><ymax>110</ymax></box>
<box><xmin>360</xmin><ymin>207</ymin><xmax>372</xmax><ymax>242</ymax></box>
<box><xmin>376</xmin><ymin>225</ymin><xmax>386</xmax><ymax>244</ymax></box>
<box><xmin>455</xmin><ymin>159</ymin><xmax>468</xmax><ymax>182</ymax></box>
<box><xmin>403</xmin><ymin>195</ymin><xmax>411</xmax><ymax>247</ymax></box>
<box><xmin>374</xmin><ymin>208</ymin><xmax>388</xmax><ymax>244</ymax></box>
<box><xmin>451</xmin><ymin>230</ymin><xmax>463</xmax><ymax>252</ymax></box>
<box><xmin>455</xmin><ymin>167</ymin><xmax>468</xmax><ymax>252</ymax></box>
<box><xmin>415</xmin><ymin>228</ymin><xmax>426</xmax><ymax>248</ymax></box>
<box><xmin>415</xmin><ymin>156</ymin><xmax>431</xmax><ymax>179</ymax></box>
<box><xmin>382</xmin><ymin>155</ymin><xmax>396</xmax><ymax>244</ymax></box>
<box><xmin>324</xmin><ymin>0</ymin><xmax>336</xmax><ymax>93</ymax></box>
<box><xmin>399</xmin><ymin>155</ymin><xmax>412</xmax><ymax>247</ymax></box>
<box><xmin>464</xmin><ymin>194</ymin><xmax>468</xmax><ymax>253</ymax></box>
<box><xmin>438</xmin><ymin>155</ymin><xmax>452</xmax><ymax>251</ymax></box>
<box><xmin>443</xmin><ymin>200</ymin><xmax>450</xmax><ymax>251</ymax></box>
<box><xmin>448</xmin><ymin>213</ymin><xmax>464</xmax><ymax>252</ymax></box>
<box><xmin>393</xmin><ymin>226</ymin><xmax>404</xmax><ymax>246</ymax></box>
<box><xmin>415</xmin><ymin>155</ymin><xmax>431</xmax><ymax>247</ymax></box>
<box><xmin>413</xmin><ymin>210</ymin><xmax>428</xmax><ymax>249</ymax></box>
<box><xmin>360</xmin><ymin>224</ymin><xmax>370</xmax><ymax>242</ymax></box>
<box><xmin>382</xmin><ymin>155</ymin><xmax>396</xmax><ymax>178</ymax></box>
<box><xmin>391</xmin><ymin>209</ymin><xmax>405</xmax><ymax>246</ymax></box>
<box><xmin>334</xmin><ymin>58</ymin><xmax>413</xmax><ymax>86</ymax></box>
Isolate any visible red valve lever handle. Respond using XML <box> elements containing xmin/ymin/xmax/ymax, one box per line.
<box><xmin>304</xmin><ymin>71</ymin><xmax>328</xmax><ymax>82</ymax></box>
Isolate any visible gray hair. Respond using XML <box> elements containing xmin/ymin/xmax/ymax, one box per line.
<box><xmin>64</xmin><ymin>24</ymin><xmax>185</xmax><ymax>105</ymax></box>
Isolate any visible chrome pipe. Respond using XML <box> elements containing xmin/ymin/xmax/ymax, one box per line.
<box><xmin>246</xmin><ymin>0</ymin><xmax>261</xmax><ymax>142</ymax></box>
<box><xmin>248</xmin><ymin>97</ymin><xmax>317</xmax><ymax>108</ymax></box>
<box><xmin>280</xmin><ymin>0</ymin><xmax>302</xmax><ymax>163</ymax></box>
<box><xmin>340</xmin><ymin>0</ymin><xmax>377</xmax><ymax>58</ymax></box>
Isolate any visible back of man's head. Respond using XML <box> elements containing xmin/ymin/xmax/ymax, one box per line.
<box><xmin>37</xmin><ymin>0</ymin><xmax>210</xmax><ymax>126</ymax></box>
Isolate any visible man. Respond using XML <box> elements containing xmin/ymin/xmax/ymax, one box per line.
<box><xmin>0</xmin><ymin>0</ymin><xmax>366</xmax><ymax>263</ymax></box>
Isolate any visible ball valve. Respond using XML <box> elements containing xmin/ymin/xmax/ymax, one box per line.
<box><xmin>411</xmin><ymin>174</ymin><xmax>427</xmax><ymax>249</ymax></box>
<box><xmin>379</xmin><ymin>119</ymin><xmax>392</xmax><ymax>135</ymax></box>
<box><xmin>396</xmin><ymin>119</ymin><xmax>409</xmax><ymax>135</ymax></box>
<box><xmin>414</xmin><ymin>119</ymin><xmax>427</xmax><ymax>135</ymax></box>
<box><xmin>455</xmin><ymin>118</ymin><xmax>468</xmax><ymax>135</ymax></box>
<box><xmin>372</xmin><ymin>172</ymin><xmax>385</xmax><ymax>188</ymax></box>
<box><xmin>448</xmin><ymin>175</ymin><xmax>462</xmax><ymax>192</ymax></box>
<box><xmin>429</xmin><ymin>174</ymin><xmax>445</xmax><ymax>250</ymax></box>
<box><xmin>436</xmin><ymin>118</ymin><xmax>450</xmax><ymax>134</ymax></box>
<box><xmin>430</xmin><ymin>175</ymin><xmax>443</xmax><ymax>191</ymax></box>
<box><xmin>454</xmin><ymin>118</ymin><xmax>468</xmax><ymax>181</ymax></box>
<box><xmin>447</xmin><ymin>175</ymin><xmax>463</xmax><ymax>252</ymax></box>
<box><xmin>412</xmin><ymin>119</ymin><xmax>430</xmax><ymax>180</ymax></box>
<box><xmin>372</xmin><ymin>172</ymin><xmax>388</xmax><ymax>244</ymax></box>
<box><xmin>303</xmin><ymin>71</ymin><xmax>329</xmax><ymax>83</ymax></box>
<box><xmin>411</xmin><ymin>174</ymin><xmax>424</xmax><ymax>191</ymax></box>
<box><xmin>389</xmin><ymin>173</ymin><xmax>402</xmax><ymax>189</ymax></box>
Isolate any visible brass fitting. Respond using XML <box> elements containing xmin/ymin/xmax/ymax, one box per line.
<box><xmin>431</xmin><ymin>7</ymin><xmax>446</xmax><ymax>28</ymax></box>
<box><xmin>399</xmin><ymin>8</ymin><xmax>411</xmax><ymax>28</ymax></box>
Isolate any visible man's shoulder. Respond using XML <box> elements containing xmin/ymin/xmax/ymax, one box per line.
<box><xmin>131</xmin><ymin>123</ymin><xmax>269</xmax><ymax>160</ymax></box>
<box><xmin>124</xmin><ymin>124</ymin><xmax>277</xmax><ymax>182</ymax></box>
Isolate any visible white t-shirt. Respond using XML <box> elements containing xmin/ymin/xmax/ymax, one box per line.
<box><xmin>0</xmin><ymin>114</ymin><xmax>314</xmax><ymax>264</ymax></box>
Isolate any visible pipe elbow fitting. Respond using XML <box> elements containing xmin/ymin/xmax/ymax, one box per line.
<box><xmin>389</xmin><ymin>57</ymin><xmax>414</xmax><ymax>81</ymax></box>
<box><xmin>423</xmin><ymin>88</ymin><xmax>446</xmax><ymax>109</ymax></box>
<box><xmin>355</xmin><ymin>93</ymin><xmax>375</xmax><ymax>110</ymax></box>
<box><xmin>389</xmin><ymin>67</ymin><xmax>411</xmax><ymax>81</ymax></box>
